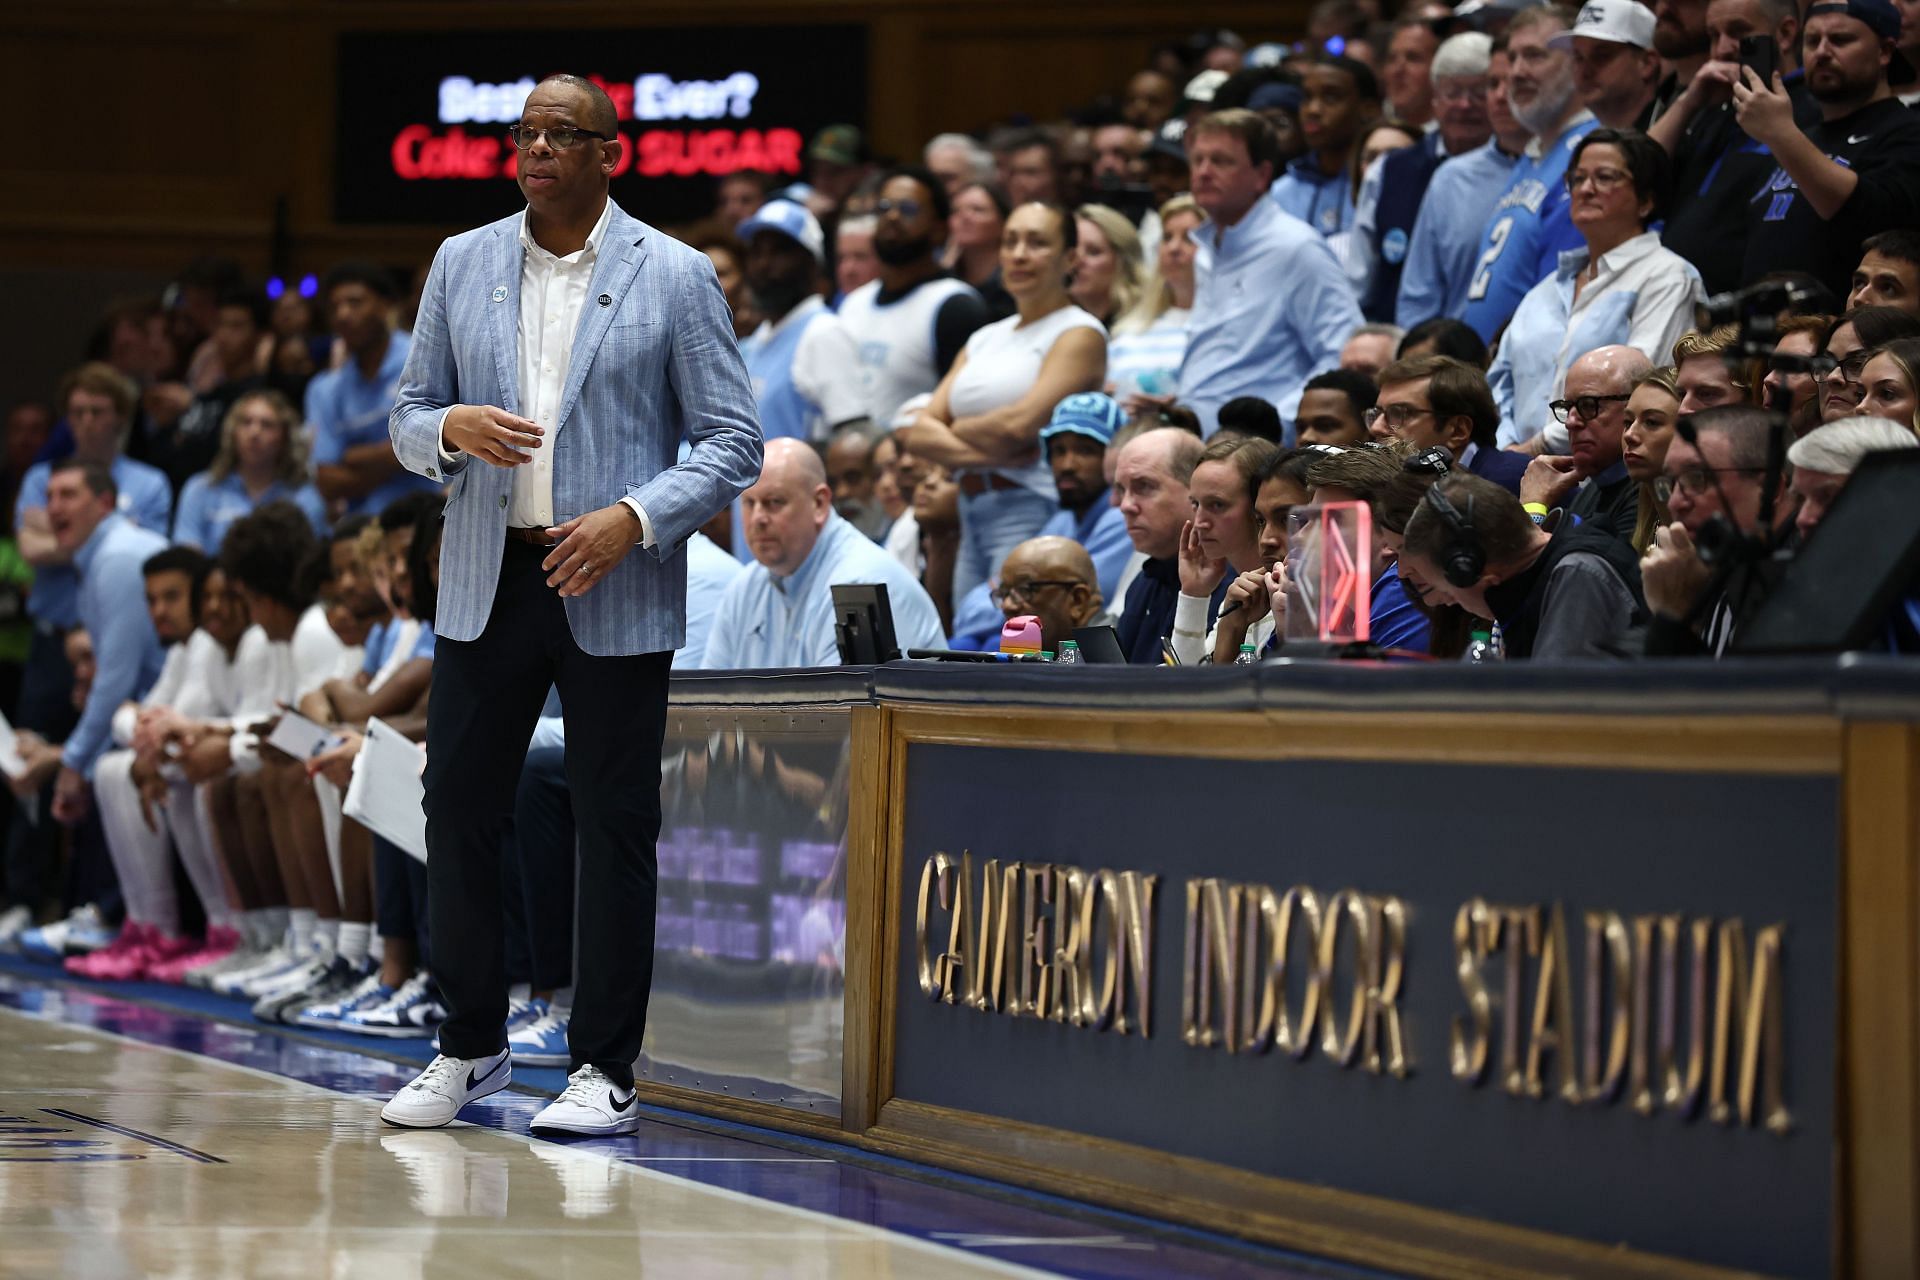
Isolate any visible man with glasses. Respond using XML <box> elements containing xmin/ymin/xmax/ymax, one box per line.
<box><xmin>701</xmin><ymin>439</ymin><xmax>943</xmax><ymax>669</ymax></box>
<box><xmin>1520</xmin><ymin>345</ymin><xmax>1648</xmax><ymax>543</ymax></box>
<box><xmin>990</xmin><ymin>537</ymin><xmax>1111</xmax><ymax>653</ymax></box>
<box><xmin>1369</xmin><ymin>354</ymin><xmax>1530</xmax><ymax>494</ymax></box>
<box><xmin>382</xmin><ymin>75</ymin><xmax>762</xmax><ymax>1138</ymax></box>
<box><xmin>1641</xmin><ymin>404</ymin><xmax>1794</xmax><ymax>653</ymax></box>
<box><xmin>1762</xmin><ymin>315</ymin><xmax>1838</xmax><ymax>435</ymax></box>
<box><xmin>834</xmin><ymin>168</ymin><xmax>990</xmax><ymax>428</ymax></box>
<box><xmin>1356</xmin><ymin>32</ymin><xmax>1497</xmax><ymax>320</ymax></box>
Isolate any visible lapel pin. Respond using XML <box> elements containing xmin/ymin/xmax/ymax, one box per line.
<box><xmin>490</xmin><ymin>286</ymin><xmax>508</xmax><ymax>303</ymax></box>
<box><xmin>598</xmin><ymin>293</ymin><xmax>612</xmax><ymax>307</ymax></box>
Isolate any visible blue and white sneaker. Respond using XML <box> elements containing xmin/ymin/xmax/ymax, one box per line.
<box><xmin>18</xmin><ymin>904</ymin><xmax>113</xmax><ymax>961</ymax></box>
<box><xmin>342</xmin><ymin>971</ymin><xmax>446</xmax><ymax>1039</ymax></box>
<box><xmin>508</xmin><ymin>1005</ymin><xmax>570</xmax><ymax>1067</ymax></box>
<box><xmin>296</xmin><ymin>971</ymin><xmax>394</xmax><ymax>1029</ymax></box>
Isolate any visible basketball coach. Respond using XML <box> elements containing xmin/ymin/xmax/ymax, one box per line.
<box><xmin>379</xmin><ymin>74</ymin><xmax>762</xmax><ymax>1135</ymax></box>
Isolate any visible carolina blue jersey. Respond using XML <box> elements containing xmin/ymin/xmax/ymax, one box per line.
<box><xmin>1461</xmin><ymin>116</ymin><xmax>1597</xmax><ymax>342</ymax></box>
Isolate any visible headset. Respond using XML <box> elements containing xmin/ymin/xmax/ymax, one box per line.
<box><xmin>1422</xmin><ymin>483</ymin><xmax>1485</xmax><ymax>588</ymax></box>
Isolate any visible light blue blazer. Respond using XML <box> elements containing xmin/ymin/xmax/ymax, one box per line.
<box><xmin>391</xmin><ymin>202</ymin><xmax>763</xmax><ymax>656</ymax></box>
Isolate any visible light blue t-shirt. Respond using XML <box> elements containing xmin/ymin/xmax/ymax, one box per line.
<box><xmin>173</xmin><ymin>471</ymin><xmax>328</xmax><ymax>551</ymax></box>
<box><xmin>65</xmin><ymin>514</ymin><xmax>168</xmax><ymax>776</ymax></box>
<box><xmin>1395</xmin><ymin>139</ymin><xmax>1522</xmax><ymax>327</ymax></box>
<box><xmin>1270</xmin><ymin>157</ymin><xmax>1356</xmax><ymax>239</ymax></box>
<box><xmin>307</xmin><ymin>331</ymin><xmax>438</xmax><ymax>516</ymax></box>
<box><xmin>19</xmin><ymin>455</ymin><xmax>175</xmax><ymax>629</ymax></box>
<box><xmin>700</xmin><ymin>514</ymin><xmax>945</xmax><ymax>668</ymax></box>
<box><xmin>681</xmin><ymin>530</ymin><xmax>746</xmax><ymax>669</ymax></box>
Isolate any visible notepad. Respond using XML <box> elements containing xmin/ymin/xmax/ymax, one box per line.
<box><xmin>342</xmin><ymin>718</ymin><xmax>427</xmax><ymax>863</ymax></box>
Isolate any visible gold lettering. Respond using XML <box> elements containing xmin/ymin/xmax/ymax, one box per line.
<box><xmin>964</xmin><ymin>859</ymin><xmax>1023</xmax><ymax>1013</ymax></box>
<box><xmin>1182</xmin><ymin>878</ymin><xmax>1204</xmax><ymax>1046</ymax></box>
<box><xmin>1020</xmin><ymin>864</ymin><xmax>1057</xmax><ymax>1018</ymax></box>
<box><xmin>939</xmin><ymin>851</ymin><xmax>973</xmax><ymax>1004</ymax></box>
<box><xmin>1450</xmin><ymin>899</ymin><xmax>1495</xmax><ymax>1085</ymax></box>
<box><xmin>1182</xmin><ymin>879</ymin><xmax>1243</xmax><ymax>1049</ymax></box>
<box><xmin>1273</xmin><ymin>887</ymin><xmax>1324</xmax><ymax>1059</ymax></box>
<box><xmin>1236</xmin><ymin>887</ymin><xmax>1269</xmax><ymax>1054</ymax></box>
<box><xmin>1709</xmin><ymin>921</ymin><xmax>1792</xmax><ymax>1133</ymax></box>
<box><xmin>1498</xmin><ymin>906</ymin><xmax>1540</xmax><ymax>1096</ymax></box>
<box><xmin>1367</xmin><ymin>896</ymin><xmax>1411</xmax><ymax>1078</ymax></box>
<box><xmin>1524</xmin><ymin>903</ymin><xmax>1580</xmax><ymax>1104</ymax></box>
<box><xmin>1657</xmin><ymin>915</ymin><xmax>1712</xmax><ymax>1117</ymax></box>
<box><xmin>1317</xmin><ymin>890</ymin><xmax>1373</xmax><ymax>1067</ymax></box>
<box><xmin>1052</xmin><ymin>866</ymin><xmax>1092</xmax><ymax>1024</ymax></box>
<box><xmin>1580</xmin><ymin>911</ymin><xmax>1632</xmax><ymax>1104</ymax></box>
<box><xmin>1118</xmin><ymin>871</ymin><xmax>1157</xmax><ymax>1038</ymax></box>
<box><xmin>913</xmin><ymin>853</ymin><xmax>955</xmax><ymax>1000</ymax></box>
<box><xmin>1629</xmin><ymin>914</ymin><xmax>1658</xmax><ymax>1114</ymax></box>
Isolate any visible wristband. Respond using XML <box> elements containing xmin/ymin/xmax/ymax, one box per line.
<box><xmin>1523</xmin><ymin>502</ymin><xmax>1549</xmax><ymax>525</ymax></box>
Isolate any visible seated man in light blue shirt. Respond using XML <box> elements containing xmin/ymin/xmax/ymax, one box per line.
<box><xmin>703</xmin><ymin>439</ymin><xmax>944</xmax><ymax>668</ymax></box>
<box><xmin>44</xmin><ymin>461</ymin><xmax>169</xmax><ymax>824</ymax></box>
<box><xmin>1180</xmin><ymin>109</ymin><xmax>1361</xmax><ymax>436</ymax></box>
<box><xmin>306</xmin><ymin>263</ymin><xmax>435</xmax><ymax>517</ymax></box>
<box><xmin>945</xmin><ymin>392</ymin><xmax>1134</xmax><ymax>649</ymax></box>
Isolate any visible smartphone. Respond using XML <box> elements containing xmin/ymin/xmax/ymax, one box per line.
<box><xmin>1739</xmin><ymin>35</ymin><xmax>1778</xmax><ymax>86</ymax></box>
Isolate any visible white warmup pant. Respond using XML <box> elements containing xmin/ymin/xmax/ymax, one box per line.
<box><xmin>93</xmin><ymin>750</ymin><xmax>234</xmax><ymax>933</ymax></box>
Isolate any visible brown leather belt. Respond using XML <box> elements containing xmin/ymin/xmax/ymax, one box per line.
<box><xmin>958</xmin><ymin>472</ymin><xmax>1021</xmax><ymax>499</ymax></box>
<box><xmin>505</xmin><ymin>526</ymin><xmax>558</xmax><ymax>547</ymax></box>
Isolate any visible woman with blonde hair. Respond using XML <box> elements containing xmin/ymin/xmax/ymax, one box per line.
<box><xmin>1857</xmin><ymin>337</ymin><xmax>1920</xmax><ymax>436</ymax></box>
<box><xmin>1108</xmin><ymin>195</ymin><xmax>1203</xmax><ymax>419</ymax></box>
<box><xmin>1622</xmin><ymin>365</ymin><xmax>1679</xmax><ymax>554</ymax></box>
<box><xmin>173</xmin><ymin>388</ymin><xmax>327</xmax><ymax>551</ymax></box>
<box><xmin>1069</xmin><ymin>203</ymin><xmax>1143</xmax><ymax>329</ymax></box>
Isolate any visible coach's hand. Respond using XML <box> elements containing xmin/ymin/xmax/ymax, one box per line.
<box><xmin>442</xmin><ymin>404</ymin><xmax>543</xmax><ymax>468</ymax></box>
<box><xmin>544</xmin><ymin>504</ymin><xmax>643</xmax><ymax>598</ymax></box>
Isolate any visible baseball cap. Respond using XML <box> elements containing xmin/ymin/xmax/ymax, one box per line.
<box><xmin>736</xmin><ymin>200</ymin><xmax>826</xmax><ymax>266</ymax></box>
<box><xmin>1247</xmin><ymin>81</ymin><xmax>1305</xmax><ymax>114</ymax></box>
<box><xmin>1807</xmin><ymin>0</ymin><xmax>1917</xmax><ymax>84</ymax></box>
<box><xmin>1247</xmin><ymin>42</ymin><xmax>1290</xmax><ymax>68</ymax></box>
<box><xmin>1548</xmin><ymin>0</ymin><xmax>1657</xmax><ymax>49</ymax></box>
<box><xmin>808</xmin><ymin>124</ymin><xmax>865</xmax><ymax>167</ymax></box>
<box><xmin>1040</xmin><ymin>392</ymin><xmax>1125</xmax><ymax>447</ymax></box>
<box><xmin>1183</xmin><ymin>69</ymin><xmax>1231</xmax><ymax>106</ymax></box>
<box><xmin>1147</xmin><ymin>118</ymin><xmax>1190</xmax><ymax>163</ymax></box>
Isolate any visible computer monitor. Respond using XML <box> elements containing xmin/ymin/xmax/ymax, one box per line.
<box><xmin>831</xmin><ymin>583</ymin><xmax>901</xmax><ymax>664</ymax></box>
<box><xmin>1736</xmin><ymin>449</ymin><xmax>1920</xmax><ymax>653</ymax></box>
<box><xmin>1070</xmin><ymin>624</ymin><xmax>1128</xmax><ymax>664</ymax></box>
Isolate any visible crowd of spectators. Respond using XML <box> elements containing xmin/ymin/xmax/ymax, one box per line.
<box><xmin>4</xmin><ymin>0</ymin><xmax>1920</xmax><ymax>1034</ymax></box>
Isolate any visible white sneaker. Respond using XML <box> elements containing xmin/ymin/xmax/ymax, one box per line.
<box><xmin>210</xmin><ymin>945</ymin><xmax>297</xmax><ymax>996</ymax></box>
<box><xmin>0</xmin><ymin>904</ymin><xmax>32</xmax><ymax>948</ymax></box>
<box><xmin>530</xmin><ymin>1066</ymin><xmax>640</xmax><ymax>1138</ymax></box>
<box><xmin>379</xmin><ymin>1050</ymin><xmax>511</xmax><ymax>1129</ymax></box>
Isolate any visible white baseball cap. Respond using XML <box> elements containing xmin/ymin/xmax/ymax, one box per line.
<box><xmin>736</xmin><ymin>200</ymin><xmax>825</xmax><ymax>266</ymax></box>
<box><xmin>1549</xmin><ymin>0</ymin><xmax>1658</xmax><ymax>49</ymax></box>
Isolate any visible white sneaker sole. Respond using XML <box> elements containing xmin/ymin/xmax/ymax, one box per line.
<box><xmin>530</xmin><ymin>1110</ymin><xmax>641</xmax><ymax>1138</ymax></box>
<box><xmin>379</xmin><ymin>1061</ymin><xmax>511</xmax><ymax>1129</ymax></box>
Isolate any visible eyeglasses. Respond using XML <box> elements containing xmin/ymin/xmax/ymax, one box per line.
<box><xmin>1653</xmin><ymin>465</ymin><xmax>1768</xmax><ymax>501</ymax></box>
<box><xmin>507</xmin><ymin>123</ymin><xmax>615</xmax><ymax>152</ymax></box>
<box><xmin>1549</xmin><ymin>393</ymin><xmax>1631</xmax><ymax>423</ymax></box>
<box><xmin>1767</xmin><ymin>353</ymin><xmax>1838</xmax><ymax>378</ymax></box>
<box><xmin>1363</xmin><ymin>404</ymin><xmax>1436</xmax><ymax>431</ymax></box>
<box><xmin>1565</xmin><ymin>167</ymin><xmax>1633</xmax><ymax>193</ymax></box>
<box><xmin>1832</xmin><ymin>350</ymin><xmax>1872</xmax><ymax>380</ymax></box>
<box><xmin>874</xmin><ymin>197</ymin><xmax>924</xmax><ymax>220</ymax></box>
<box><xmin>989</xmin><ymin>579</ymin><xmax>1081</xmax><ymax>607</ymax></box>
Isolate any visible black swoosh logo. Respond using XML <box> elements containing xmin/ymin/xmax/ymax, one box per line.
<box><xmin>609</xmin><ymin>1091</ymin><xmax>636</xmax><ymax>1113</ymax></box>
<box><xmin>465</xmin><ymin>1056</ymin><xmax>507</xmax><ymax>1093</ymax></box>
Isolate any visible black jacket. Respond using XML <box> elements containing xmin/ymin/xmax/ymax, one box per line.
<box><xmin>1485</xmin><ymin>523</ymin><xmax>1646</xmax><ymax>659</ymax></box>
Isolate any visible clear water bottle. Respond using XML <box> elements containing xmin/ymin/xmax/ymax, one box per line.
<box><xmin>1056</xmin><ymin>640</ymin><xmax>1081</xmax><ymax>664</ymax></box>
<box><xmin>1233</xmin><ymin>643</ymin><xmax>1258</xmax><ymax>665</ymax></box>
<box><xmin>1464</xmin><ymin>628</ymin><xmax>1499</xmax><ymax>663</ymax></box>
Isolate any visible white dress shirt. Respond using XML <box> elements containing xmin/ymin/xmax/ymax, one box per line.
<box><xmin>441</xmin><ymin>199</ymin><xmax>653</xmax><ymax>544</ymax></box>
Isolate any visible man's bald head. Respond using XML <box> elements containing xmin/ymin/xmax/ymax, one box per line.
<box><xmin>1567</xmin><ymin>344</ymin><xmax>1653</xmax><ymax>395</ymax></box>
<box><xmin>998</xmin><ymin>535</ymin><xmax>1103</xmax><ymax>649</ymax></box>
<box><xmin>1123</xmin><ymin>426</ymin><xmax>1206</xmax><ymax>484</ymax></box>
<box><xmin>1562</xmin><ymin>345</ymin><xmax>1646</xmax><ymax>475</ymax></box>
<box><xmin>532</xmin><ymin>74</ymin><xmax>619</xmax><ymax>135</ymax></box>
<box><xmin>741</xmin><ymin>439</ymin><xmax>833</xmax><ymax>577</ymax></box>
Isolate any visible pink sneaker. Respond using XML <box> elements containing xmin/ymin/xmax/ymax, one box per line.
<box><xmin>65</xmin><ymin>922</ymin><xmax>150</xmax><ymax>978</ymax></box>
<box><xmin>147</xmin><ymin>926</ymin><xmax>241</xmax><ymax>985</ymax></box>
<box><xmin>68</xmin><ymin>924</ymin><xmax>195</xmax><ymax>982</ymax></box>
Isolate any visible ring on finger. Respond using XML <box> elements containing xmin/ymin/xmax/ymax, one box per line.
<box><xmin>577</xmin><ymin>563</ymin><xmax>594</xmax><ymax>577</ymax></box>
